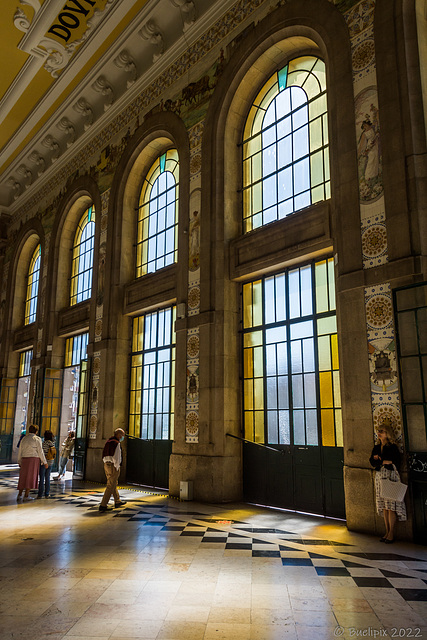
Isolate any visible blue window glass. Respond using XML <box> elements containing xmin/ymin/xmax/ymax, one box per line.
<box><xmin>70</xmin><ymin>206</ymin><xmax>95</xmax><ymax>305</ymax></box>
<box><xmin>136</xmin><ymin>150</ymin><xmax>179</xmax><ymax>278</ymax></box>
<box><xmin>129</xmin><ymin>307</ymin><xmax>176</xmax><ymax>440</ymax></box>
<box><xmin>243</xmin><ymin>57</ymin><xmax>329</xmax><ymax>233</ymax></box>
<box><xmin>25</xmin><ymin>245</ymin><xmax>41</xmax><ymax>325</ymax></box>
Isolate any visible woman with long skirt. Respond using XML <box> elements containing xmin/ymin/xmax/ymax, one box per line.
<box><xmin>17</xmin><ymin>424</ymin><xmax>48</xmax><ymax>501</ymax></box>
<box><xmin>369</xmin><ymin>421</ymin><xmax>406</xmax><ymax>543</ymax></box>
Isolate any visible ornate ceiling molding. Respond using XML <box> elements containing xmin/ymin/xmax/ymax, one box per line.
<box><xmin>0</xmin><ymin>0</ymin><xmax>246</xmax><ymax>212</ymax></box>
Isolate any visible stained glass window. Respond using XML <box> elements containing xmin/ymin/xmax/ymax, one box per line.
<box><xmin>129</xmin><ymin>307</ymin><xmax>176</xmax><ymax>440</ymax></box>
<box><xmin>19</xmin><ymin>350</ymin><xmax>33</xmax><ymax>377</ymax></box>
<box><xmin>70</xmin><ymin>206</ymin><xmax>95</xmax><ymax>305</ymax></box>
<box><xmin>243</xmin><ymin>258</ymin><xmax>341</xmax><ymax>447</ymax></box>
<box><xmin>243</xmin><ymin>56</ymin><xmax>329</xmax><ymax>233</ymax></box>
<box><xmin>136</xmin><ymin>150</ymin><xmax>179</xmax><ymax>277</ymax></box>
<box><xmin>64</xmin><ymin>333</ymin><xmax>88</xmax><ymax>367</ymax></box>
<box><xmin>25</xmin><ymin>244</ymin><xmax>41</xmax><ymax>325</ymax></box>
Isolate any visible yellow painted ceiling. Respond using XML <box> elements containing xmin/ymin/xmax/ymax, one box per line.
<box><xmin>0</xmin><ymin>0</ymin><xmax>150</xmax><ymax>174</ymax></box>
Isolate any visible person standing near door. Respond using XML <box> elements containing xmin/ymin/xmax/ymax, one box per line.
<box><xmin>99</xmin><ymin>428</ymin><xmax>127</xmax><ymax>512</ymax></box>
<box><xmin>38</xmin><ymin>430</ymin><xmax>56</xmax><ymax>499</ymax></box>
<box><xmin>369</xmin><ymin>421</ymin><xmax>406</xmax><ymax>543</ymax></box>
<box><xmin>56</xmin><ymin>431</ymin><xmax>75</xmax><ymax>480</ymax></box>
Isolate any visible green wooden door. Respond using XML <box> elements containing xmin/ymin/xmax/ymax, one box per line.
<box><xmin>242</xmin><ymin>259</ymin><xmax>345</xmax><ymax>519</ymax></box>
<box><xmin>394</xmin><ymin>283</ymin><xmax>427</xmax><ymax>543</ymax></box>
<box><xmin>126</xmin><ymin>437</ymin><xmax>172</xmax><ymax>489</ymax></box>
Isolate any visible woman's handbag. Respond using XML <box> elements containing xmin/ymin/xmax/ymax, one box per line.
<box><xmin>379</xmin><ymin>466</ymin><xmax>407</xmax><ymax>502</ymax></box>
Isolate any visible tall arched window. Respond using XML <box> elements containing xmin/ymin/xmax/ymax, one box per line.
<box><xmin>70</xmin><ymin>206</ymin><xmax>95</xmax><ymax>305</ymax></box>
<box><xmin>24</xmin><ymin>244</ymin><xmax>41</xmax><ymax>325</ymax></box>
<box><xmin>136</xmin><ymin>149</ymin><xmax>179</xmax><ymax>278</ymax></box>
<box><xmin>243</xmin><ymin>56</ymin><xmax>329</xmax><ymax>233</ymax></box>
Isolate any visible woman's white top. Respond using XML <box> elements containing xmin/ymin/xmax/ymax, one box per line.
<box><xmin>18</xmin><ymin>433</ymin><xmax>47</xmax><ymax>465</ymax></box>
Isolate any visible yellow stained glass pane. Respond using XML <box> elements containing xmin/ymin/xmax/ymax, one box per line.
<box><xmin>323</xmin><ymin>113</ymin><xmax>329</xmax><ymax>144</ymax></box>
<box><xmin>129</xmin><ymin>390</ymin><xmax>136</xmax><ymax>413</ymax></box>
<box><xmin>260</xmin><ymin>82</ymin><xmax>280</xmax><ymax>115</ymax></box>
<box><xmin>65</xmin><ymin>339</ymin><xmax>73</xmax><ymax>367</ymax></box>
<box><xmin>309</xmin><ymin>94</ymin><xmax>327</xmax><ymax>121</ymax></box>
<box><xmin>254</xmin><ymin>378</ymin><xmax>264</xmax><ymax>410</ymax></box>
<box><xmin>333</xmin><ymin>370</ymin><xmax>341</xmax><ymax>407</ymax></box>
<box><xmin>310</xmin><ymin>150</ymin><xmax>324</xmax><ymax>188</ymax></box>
<box><xmin>244</xmin><ymin>135</ymin><xmax>261</xmax><ymax>160</ymax></box>
<box><xmin>252</xmin><ymin>280</ymin><xmax>263</xmax><ymax>326</ymax></box>
<box><xmin>318</xmin><ymin>335</ymin><xmax>331</xmax><ymax>371</ymax></box>
<box><xmin>252</xmin><ymin>106</ymin><xmax>266</xmax><ymax>138</ymax></box>
<box><xmin>312</xmin><ymin>59</ymin><xmax>326</xmax><ymax>91</ymax></box>
<box><xmin>315</xmin><ymin>260</ymin><xmax>328</xmax><ymax>313</ymax></box>
<box><xmin>244</xmin><ymin>106</ymin><xmax>258</xmax><ymax>140</ymax></box>
<box><xmin>243</xmin><ymin>283</ymin><xmax>253</xmax><ymax>328</ymax></box>
<box><xmin>128</xmin><ymin>415</ymin><xmax>135</xmax><ymax>437</ymax></box>
<box><xmin>287</xmin><ymin>69</ymin><xmax>309</xmax><ymax>90</ymax></box>
<box><xmin>302</xmin><ymin>72</ymin><xmax>321</xmax><ymax>101</ymax></box>
<box><xmin>335</xmin><ymin>409</ymin><xmax>343</xmax><ymax>446</ymax></box>
<box><xmin>288</xmin><ymin>56</ymin><xmax>316</xmax><ymax>74</ymax></box>
<box><xmin>243</xmin><ymin>158</ymin><xmax>251</xmax><ymax>186</ymax></box>
<box><xmin>134</xmin><ymin>415</ymin><xmax>141</xmax><ymax>438</ymax></box>
<box><xmin>311</xmin><ymin>185</ymin><xmax>324</xmax><ymax>204</ymax></box>
<box><xmin>245</xmin><ymin>411</ymin><xmax>254</xmax><ymax>441</ymax></box>
<box><xmin>243</xmin><ymin>189</ymin><xmax>252</xmax><ymax>227</ymax></box>
<box><xmin>244</xmin><ymin>379</ymin><xmax>254</xmax><ymax>410</ymax></box>
<box><xmin>331</xmin><ymin>333</ymin><xmax>339</xmax><ymax>370</ymax></box>
<box><xmin>253</xmin><ymin>72</ymin><xmax>277</xmax><ymax>108</ymax></box>
<box><xmin>253</xmin><ymin>182</ymin><xmax>262</xmax><ymax>215</ymax></box>
<box><xmin>254</xmin><ymin>410</ymin><xmax>264</xmax><ymax>443</ymax></box>
<box><xmin>321</xmin><ymin>409</ymin><xmax>335</xmax><ymax>446</ymax></box>
<box><xmin>243</xmin><ymin>348</ymin><xmax>254</xmax><ymax>378</ymax></box>
<box><xmin>253</xmin><ymin>346</ymin><xmax>264</xmax><ymax>377</ymax></box>
<box><xmin>244</xmin><ymin>330</ymin><xmax>263</xmax><ymax>348</ymax></box>
<box><xmin>132</xmin><ymin>319</ymin><xmax>144</xmax><ymax>352</ymax></box>
<box><xmin>252</xmin><ymin>152</ymin><xmax>262</xmax><ymax>183</ymax></box>
<box><xmin>309</xmin><ymin>118</ymin><xmax>322</xmax><ymax>151</ymax></box>
<box><xmin>319</xmin><ymin>371</ymin><xmax>333</xmax><ymax>408</ymax></box>
<box><xmin>325</xmin><ymin>181</ymin><xmax>331</xmax><ymax>199</ymax></box>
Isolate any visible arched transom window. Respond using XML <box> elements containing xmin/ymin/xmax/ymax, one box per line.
<box><xmin>136</xmin><ymin>149</ymin><xmax>179</xmax><ymax>278</ymax></box>
<box><xmin>24</xmin><ymin>244</ymin><xmax>41</xmax><ymax>325</ymax></box>
<box><xmin>70</xmin><ymin>206</ymin><xmax>95</xmax><ymax>306</ymax></box>
<box><xmin>243</xmin><ymin>56</ymin><xmax>329</xmax><ymax>233</ymax></box>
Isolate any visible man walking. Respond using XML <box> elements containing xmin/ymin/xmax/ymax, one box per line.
<box><xmin>99</xmin><ymin>428</ymin><xmax>127</xmax><ymax>512</ymax></box>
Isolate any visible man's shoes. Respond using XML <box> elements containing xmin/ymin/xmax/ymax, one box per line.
<box><xmin>114</xmin><ymin>500</ymin><xmax>127</xmax><ymax>508</ymax></box>
<box><xmin>99</xmin><ymin>505</ymin><xmax>113</xmax><ymax>512</ymax></box>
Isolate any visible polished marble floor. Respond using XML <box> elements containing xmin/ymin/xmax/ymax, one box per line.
<box><xmin>0</xmin><ymin>465</ymin><xmax>426</xmax><ymax>640</ymax></box>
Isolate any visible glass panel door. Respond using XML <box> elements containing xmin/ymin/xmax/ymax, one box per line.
<box><xmin>73</xmin><ymin>359</ymin><xmax>90</xmax><ymax>478</ymax></box>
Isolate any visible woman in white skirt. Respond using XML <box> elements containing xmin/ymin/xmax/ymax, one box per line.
<box><xmin>369</xmin><ymin>421</ymin><xmax>406</xmax><ymax>543</ymax></box>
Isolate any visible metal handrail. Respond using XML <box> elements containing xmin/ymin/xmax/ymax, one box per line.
<box><xmin>226</xmin><ymin>432</ymin><xmax>286</xmax><ymax>454</ymax></box>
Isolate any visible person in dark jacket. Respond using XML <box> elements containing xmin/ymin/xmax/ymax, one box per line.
<box><xmin>99</xmin><ymin>428</ymin><xmax>127</xmax><ymax>512</ymax></box>
<box><xmin>369</xmin><ymin>420</ymin><xmax>406</xmax><ymax>543</ymax></box>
